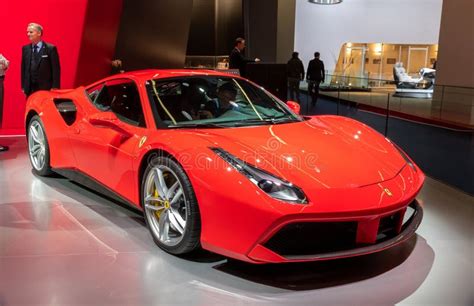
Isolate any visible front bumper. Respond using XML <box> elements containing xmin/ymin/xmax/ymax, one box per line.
<box><xmin>193</xmin><ymin>154</ymin><xmax>424</xmax><ymax>264</ymax></box>
<box><xmin>247</xmin><ymin>200</ymin><xmax>423</xmax><ymax>263</ymax></box>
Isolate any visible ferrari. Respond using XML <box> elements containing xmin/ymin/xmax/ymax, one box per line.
<box><xmin>25</xmin><ymin>69</ymin><xmax>424</xmax><ymax>263</ymax></box>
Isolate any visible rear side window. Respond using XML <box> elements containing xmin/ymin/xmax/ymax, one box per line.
<box><xmin>86</xmin><ymin>83</ymin><xmax>104</xmax><ymax>107</ymax></box>
<box><xmin>86</xmin><ymin>79</ymin><xmax>146</xmax><ymax>128</ymax></box>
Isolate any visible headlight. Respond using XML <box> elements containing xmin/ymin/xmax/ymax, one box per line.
<box><xmin>211</xmin><ymin>148</ymin><xmax>308</xmax><ymax>204</ymax></box>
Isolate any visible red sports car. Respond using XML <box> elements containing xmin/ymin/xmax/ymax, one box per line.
<box><xmin>25</xmin><ymin>69</ymin><xmax>424</xmax><ymax>263</ymax></box>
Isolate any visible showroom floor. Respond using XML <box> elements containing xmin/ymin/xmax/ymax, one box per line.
<box><xmin>0</xmin><ymin>137</ymin><xmax>473</xmax><ymax>306</ymax></box>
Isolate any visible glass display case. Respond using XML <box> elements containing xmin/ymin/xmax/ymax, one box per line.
<box><xmin>184</xmin><ymin>55</ymin><xmax>230</xmax><ymax>69</ymax></box>
<box><xmin>334</xmin><ymin>43</ymin><xmax>438</xmax><ymax>81</ymax></box>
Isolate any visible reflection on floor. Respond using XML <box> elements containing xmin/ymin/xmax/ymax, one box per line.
<box><xmin>1</xmin><ymin>137</ymin><xmax>473</xmax><ymax>305</ymax></box>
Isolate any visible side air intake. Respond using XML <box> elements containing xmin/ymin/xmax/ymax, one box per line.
<box><xmin>53</xmin><ymin>99</ymin><xmax>77</xmax><ymax>126</ymax></box>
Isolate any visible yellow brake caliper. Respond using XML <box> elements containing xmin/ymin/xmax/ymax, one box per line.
<box><xmin>154</xmin><ymin>172</ymin><xmax>170</xmax><ymax>219</ymax></box>
<box><xmin>154</xmin><ymin>187</ymin><xmax>163</xmax><ymax>219</ymax></box>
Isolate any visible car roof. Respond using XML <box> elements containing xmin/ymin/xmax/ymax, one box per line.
<box><xmin>107</xmin><ymin>69</ymin><xmax>240</xmax><ymax>83</ymax></box>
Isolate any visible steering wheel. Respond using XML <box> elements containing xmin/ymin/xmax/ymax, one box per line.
<box><xmin>181</xmin><ymin>110</ymin><xmax>193</xmax><ymax>121</ymax></box>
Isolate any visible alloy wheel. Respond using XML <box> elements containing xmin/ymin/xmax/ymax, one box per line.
<box><xmin>28</xmin><ymin>120</ymin><xmax>47</xmax><ymax>171</ymax></box>
<box><xmin>144</xmin><ymin>165</ymin><xmax>188</xmax><ymax>247</ymax></box>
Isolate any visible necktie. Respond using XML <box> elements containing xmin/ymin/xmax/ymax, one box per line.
<box><xmin>32</xmin><ymin>45</ymin><xmax>39</xmax><ymax>66</ymax></box>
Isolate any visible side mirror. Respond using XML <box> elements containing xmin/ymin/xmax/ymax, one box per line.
<box><xmin>88</xmin><ymin>112</ymin><xmax>133</xmax><ymax>138</ymax></box>
<box><xmin>286</xmin><ymin>101</ymin><xmax>301</xmax><ymax>115</ymax></box>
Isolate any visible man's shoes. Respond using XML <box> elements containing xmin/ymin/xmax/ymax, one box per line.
<box><xmin>0</xmin><ymin>145</ymin><xmax>9</xmax><ymax>152</ymax></box>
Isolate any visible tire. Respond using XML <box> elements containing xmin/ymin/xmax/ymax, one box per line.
<box><xmin>141</xmin><ymin>156</ymin><xmax>201</xmax><ymax>254</ymax></box>
<box><xmin>27</xmin><ymin>115</ymin><xmax>53</xmax><ymax>176</ymax></box>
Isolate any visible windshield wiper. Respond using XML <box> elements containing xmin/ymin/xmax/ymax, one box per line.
<box><xmin>231</xmin><ymin>116</ymin><xmax>300</xmax><ymax>126</ymax></box>
<box><xmin>168</xmin><ymin>123</ymin><xmax>226</xmax><ymax>129</ymax></box>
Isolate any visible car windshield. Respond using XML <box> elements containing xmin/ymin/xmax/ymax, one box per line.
<box><xmin>145</xmin><ymin>76</ymin><xmax>301</xmax><ymax>128</ymax></box>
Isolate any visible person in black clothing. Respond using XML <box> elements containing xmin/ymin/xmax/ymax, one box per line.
<box><xmin>286</xmin><ymin>52</ymin><xmax>305</xmax><ymax>102</ymax></box>
<box><xmin>229</xmin><ymin>37</ymin><xmax>260</xmax><ymax>77</ymax></box>
<box><xmin>111</xmin><ymin>59</ymin><xmax>124</xmax><ymax>75</ymax></box>
<box><xmin>21</xmin><ymin>23</ymin><xmax>61</xmax><ymax>97</ymax></box>
<box><xmin>199</xmin><ymin>82</ymin><xmax>238</xmax><ymax>118</ymax></box>
<box><xmin>307</xmin><ymin>52</ymin><xmax>325</xmax><ymax>106</ymax></box>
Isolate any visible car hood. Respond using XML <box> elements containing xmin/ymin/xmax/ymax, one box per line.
<box><xmin>186</xmin><ymin>116</ymin><xmax>407</xmax><ymax>190</ymax></box>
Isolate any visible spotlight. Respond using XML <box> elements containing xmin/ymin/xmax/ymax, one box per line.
<box><xmin>308</xmin><ymin>0</ymin><xmax>343</xmax><ymax>4</ymax></box>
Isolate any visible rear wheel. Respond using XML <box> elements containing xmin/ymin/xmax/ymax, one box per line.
<box><xmin>142</xmin><ymin>156</ymin><xmax>201</xmax><ymax>254</ymax></box>
<box><xmin>27</xmin><ymin>115</ymin><xmax>53</xmax><ymax>176</ymax></box>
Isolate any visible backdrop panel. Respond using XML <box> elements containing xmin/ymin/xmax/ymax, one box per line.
<box><xmin>0</xmin><ymin>0</ymin><xmax>122</xmax><ymax>133</ymax></box>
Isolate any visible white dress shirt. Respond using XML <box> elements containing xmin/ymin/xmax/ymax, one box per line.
<box><xmin>32</xmin><ymin>41</ymin><xmax>44</xmax><ymax>53</ymax></box>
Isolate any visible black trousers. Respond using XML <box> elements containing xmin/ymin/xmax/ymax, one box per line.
<box><xmin>288</xmin><ymin>78</ymin><xmax>301</xmax><ymax>102</ymax></box>
<box><xmin>0</xmin><ymin>76</ymin><xmax>4</xmax><ymax>127</ymax></box>
<box><xmin>25</xmin><ymin>82</ymin><xmax>41</xmax><ymax>97</ymax></box>
<box><xmin>308</xmin><ymin>80</ymin><xmax>321</xmax><ymax>105</ymax></box>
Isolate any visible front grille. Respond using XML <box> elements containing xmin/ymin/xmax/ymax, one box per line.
<box><xmin>264</xmin><ymin>222</ymin><xmax>358</xmax><ymax>256</ymax></box>
<box><xmin>376</xmin><ymin>211</ymin><xmax>403</xmax><ymax>241</ymax></box>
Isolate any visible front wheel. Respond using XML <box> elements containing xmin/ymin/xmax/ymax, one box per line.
<box><xmin>142</xmin><ymin>156</ymin><xmax>201</xmax><ymax>254</ymax></box>
<box><xmin>27</xmin><ymin>115</ymin><xmax>53</xmax><ymax>176</ymax></box>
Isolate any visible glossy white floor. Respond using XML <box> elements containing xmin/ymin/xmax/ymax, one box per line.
<box><xmin>1</xmin><ymin>137</ymin><xmax>473</xmax><ymax>306</ymax></box>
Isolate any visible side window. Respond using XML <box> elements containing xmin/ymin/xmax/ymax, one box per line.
<box><xmin>87</xmin><ymin>85</ymin><xmax>101</xmax><ymax>102</ymax></box>
<box><xmin>107</xmin><ymin>80</ymin><xmax>146</xmax><ymax>128</ymax></box>
<box><xmin>85</xmin><ymin>83</ymin><xmax>113</xmax><ymax>111</ymax></box>
<box><xmin>86</xmin><ymin>83</ymin><xmax>107</xmax><ymax>110</ymax></box>
<box><xmin>86</xmin><ymin>80</ymin><xmax>146</xmax><ymax>128</ymax></box>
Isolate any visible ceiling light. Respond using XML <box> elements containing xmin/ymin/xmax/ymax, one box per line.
<box><xmin>308</xmin><ymin>0</ymin><xmax>343</xmax><ymax>4</ymax></box>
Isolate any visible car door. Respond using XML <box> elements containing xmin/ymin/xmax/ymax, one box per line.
<box><xmin>70</xmin><ymin>78</ymin><xmax>149</xmax><ymax>203</ymax></box>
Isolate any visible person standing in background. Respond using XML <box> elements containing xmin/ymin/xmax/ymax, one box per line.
<box><xmin>21</xmin><ymin>22</ymin><xmax>60</xmax><ymax>97</ymax></box>
<box><xmin>0</xmin><ymin>53</ymin><xmax>9</xmax><ymax>128</ymax></box>
<box><xmin>111</xmin><ymin>59</ymin><xmax>124</xmax><ymax>75</ymax></box>
<box><xmin>0</xmin><ymin>53</ymin><xmax>10</xmax><ymax>151</ymax></box>
<box><xmin>229</xmin><ymin>37</ymin><xmax>260</xmax><ymax>77</ymax></box>
<box><xmin>286</xmin><ymin>51</ymin><xmax>305</xmax><ymax>103</ymax></box>
<box><xmin>307</xmin><ymin>52</ymin><xmax>325</xmax><ymax>106</ymax></box>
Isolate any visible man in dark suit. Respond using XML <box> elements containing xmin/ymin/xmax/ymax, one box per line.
<box><xmin>21</xmin><ymin>23</ymin><xmax>60</xmax><ymax>97</ymax></box>
<box><xmin>307</xmin><ymin>52</ymin><xmax>325</xmax><ymax>106</ymax></box>
<box><xmin>229</xmin><ymin>37</ymin><xmax>260</xmax><ymax>77</ymax></box>
<box><xmin>287</xmin><ymin>51</ymin><xmax>305</xmax><ymax>102</ymax></box>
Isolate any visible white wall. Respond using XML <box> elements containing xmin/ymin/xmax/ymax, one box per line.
<box><xmin>295</xmin><ymin>0</ymin><xmax>443</xmax><ymax>72</ymax></box>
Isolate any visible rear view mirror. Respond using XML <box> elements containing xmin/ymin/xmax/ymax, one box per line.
<box><xmin>286</xmin><ymin>101</ymin><xmax>301</xmax><ymax>115</ymax></box>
